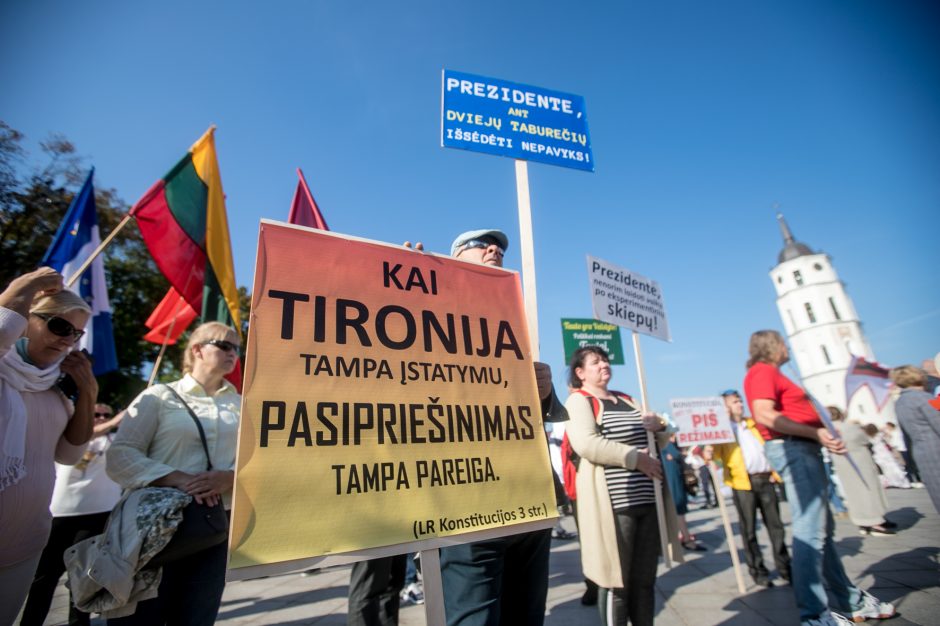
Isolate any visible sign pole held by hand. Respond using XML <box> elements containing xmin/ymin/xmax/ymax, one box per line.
<box><xmin>631</xmin><ymin>331</ymin><xmax>672</xmax><ymax>569</ymax></box>
<box><xmin>514</xmin><ymin>159</ymin><xmax>539</xmax><ymax>360</ymax></box>
<box><xmin>588</xmin><ymin>255</ymin><xmax>674</xmax><ymax>568</ymax></box>
<box><xmin>669</xmin><ymin>395</ymin><xmax>746</xmax><ymax>591</ymax></box>
<box><xmin>708</xmin><ymin>461</ymin><xmax>748</xmax><ymax>594</ymax></box>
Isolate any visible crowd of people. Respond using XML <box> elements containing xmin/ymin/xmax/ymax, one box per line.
<box><xmin>2</xmin><ymin>232</ymin><xmax>938</xmax><ymax>626</ymax></box>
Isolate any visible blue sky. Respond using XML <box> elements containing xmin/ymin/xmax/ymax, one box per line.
<box><xmin>2</xmin><ymin>0</ymin><xmax>938</xmax><ymax>411</ymax></box>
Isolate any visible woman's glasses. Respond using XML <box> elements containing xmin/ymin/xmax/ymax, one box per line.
<box><xmin>203</xmin><ymin>339</ymin><xmax>239</xmax><ymax>353</ymax></box>
<box><xmin>33</xmin><ymin>313</ymin><xmax>85</xmax><ymax>340</ymax></box>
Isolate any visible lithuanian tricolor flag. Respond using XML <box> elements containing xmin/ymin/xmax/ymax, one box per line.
<box><xmin>130</xmin><ymin>127</ymin><xmax>241</xmax><ymax>337</ymax></box>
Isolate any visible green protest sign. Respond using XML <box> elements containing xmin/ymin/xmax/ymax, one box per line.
<box><xmin>560</xmin><ymin>318</ymin><xmax>625</xmax><ymax>365</ymax></box>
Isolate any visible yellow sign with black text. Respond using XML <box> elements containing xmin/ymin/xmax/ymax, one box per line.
<box><xmin>229</xmin><ymin>221</ymin><xmax>557</xmax><ymax>570</ymax></box>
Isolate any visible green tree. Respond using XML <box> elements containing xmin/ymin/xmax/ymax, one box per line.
<box><xmin>0</xmin><ymin>122</ymin><xmax>249</xmax><ymax>408</ymax></box>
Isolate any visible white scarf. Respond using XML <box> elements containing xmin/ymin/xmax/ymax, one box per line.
<box><xmin>0</xmin><ymin>339</ymin><xmax>66</xmax><ymax>492</ymax></box>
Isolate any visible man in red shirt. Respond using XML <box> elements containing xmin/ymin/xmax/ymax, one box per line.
<box><xmin>744</xmin><ymin>330</ymin><xmax>895</xmax><ymax>626</ymax></box>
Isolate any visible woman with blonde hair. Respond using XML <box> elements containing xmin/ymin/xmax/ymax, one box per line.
<box><xmin>106</xmin><ymin>321</ymin><xmax>241</xmax><ymax>625</ymax></box>
<box><xmin>0</xmin><ymin>268</ymin><xmax>97</xmax><ymax>624</ymax></box>
<box><xmin>891</xmin><ymin>365</ymin><xmax>940</xmax><ymax>513</ymax></box>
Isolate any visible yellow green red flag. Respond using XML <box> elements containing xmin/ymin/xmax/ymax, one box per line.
<box><xmin>130</xmin><ymin>127</ymin><xmax>241</xmax><ymax>336</ymax></box>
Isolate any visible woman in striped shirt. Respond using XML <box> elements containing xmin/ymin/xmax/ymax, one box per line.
<box><xmin>565</xmin><ymin>345</ymin><xmax>675</xmax><ymax>626</ymax></box>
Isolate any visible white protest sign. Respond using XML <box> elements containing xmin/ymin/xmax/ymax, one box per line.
<box><xmin>587</xmin><ymin>255</ymin><xmax>670</xmax><ymax>342</ymax></box>
<box><xmin>668</xmin><ymin>397</ymin><xmax>736</xmax><ymax>446</ymax></box>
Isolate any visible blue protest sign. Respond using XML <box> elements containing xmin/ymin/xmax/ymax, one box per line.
<box><xmin>441</xmin><ymin>69</ymin><xmax>594</xmax><ymax>172</ymax></box>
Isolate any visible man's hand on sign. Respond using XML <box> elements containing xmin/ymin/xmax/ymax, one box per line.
<box><xmin>817</xmin><ymin>428</ymin><xmax>847</xmax><ymax>455</ymax></box>
<box><xmin>634</xmin><ymin>449</ymin><xmax>663</xmax><ymax>481</ymax></box>
<box><xmin>534</xmin><ymin>362</ymin><xmax>552</xmax><ymax>400</ymax></box>
<box><xmin>403</xmin><ymin>241</ymin><xmax>424</xmax><ymax>251</ymax></box>
<box><xmin>642</xmin><ymin>413</ymin><xmax>667</xmax><ymax>433</ymax></box>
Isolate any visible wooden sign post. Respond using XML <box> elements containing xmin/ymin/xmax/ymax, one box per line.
<box><xmin>587</xmin><ymin>255</ymin><xmax>674</xmax><ymax>567</ymax></box>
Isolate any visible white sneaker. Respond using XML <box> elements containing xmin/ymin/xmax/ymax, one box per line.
<box><xmin>400</xmin><ymin>581</ymin><xmax>424</xmax><ymax>605</ymax></box>
<box><xmin>801</xmin><ymin>611</ymin><xmax>854</xmax><ymax>626</ymax></box>
<box><xmin>850</xmin><ymin>590</ymin><xmax>896</xmax><ymax>621</ymax></box>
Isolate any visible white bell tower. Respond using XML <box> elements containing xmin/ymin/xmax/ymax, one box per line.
<box><xmin>769</xmin><ymin>214</ymin><xmax>891</xmax><ymax>424</ymax></box>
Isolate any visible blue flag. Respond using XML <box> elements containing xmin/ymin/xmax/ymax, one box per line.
<box><xmin>41</xmin><ymin>168</ymin><xmax>118</xmax><ymax>375</ymax></box>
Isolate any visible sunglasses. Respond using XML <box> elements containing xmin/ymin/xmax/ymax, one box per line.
<box><xmin>95</xmin><ymin>412</ymin><xmax>113</xmax><ymax>418</ymax></box>
<box><xmin>461</xmin><ymin>238</ymin><xmax>505</xmax><ymax>256</ymax></box>
<box><xmin>203</xmin><ymin>339</ymin><xmax>239</xmax><ymax>353</ymax></box>
<box><xmin>33</xmin><ymin>313</ymin><xmax>85</xmax><ymax>340</ymax></box>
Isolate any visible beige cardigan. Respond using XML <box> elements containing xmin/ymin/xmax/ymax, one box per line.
<box><xmin>564</xmin><ymin>392</ymin><xmax>683</xmax><ymax>588</ymax></box>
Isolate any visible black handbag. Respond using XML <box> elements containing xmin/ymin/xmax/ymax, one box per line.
<box><xmin>682</xmin><ymin>462</ymin><xmax>700</xmax><ymax>496</ymax></box>
<box><xmin>146</xmin><ymin>385</ymin><xmax>229</xmax><ymax>568</ymax></box>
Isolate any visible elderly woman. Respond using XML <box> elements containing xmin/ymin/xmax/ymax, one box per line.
<box><xmin>890</xmin><ymin>365</ymin><xmax>940</xmax><ymax>514</ymax></box>
<box><xmin>564</xmin><ymin>345</ymin><xmax>679</xmax><ymax>626</ymax></box>
<box><xmin>106</xmin><ymin>321</ymin><xmax>241</xmax><ymax>625</ymax></box>
<box><xmin>0</xmin><ymin>268</ymin><xmax>97</xmax><ymax>624</ymax></box>
<box><xmin>826</xmin><ymin>407</ymin><xmax>894</xmax><ymax>536</ymax></box>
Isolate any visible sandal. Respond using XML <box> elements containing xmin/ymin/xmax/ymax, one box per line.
<box><xmin>681</xmin><ymin>539</ymin><xmax>707</xmax><ymax>551</ymax></box>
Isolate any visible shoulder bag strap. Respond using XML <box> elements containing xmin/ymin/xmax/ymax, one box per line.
<box><xmin>575</xmin><ymin>389</ymin><xmax>603</xmax><ymax>426</ymax></box>
<box><xmin>163</xmin><ymin>384</ymin><xmax>213</xmax><ymax>471</ymax></box>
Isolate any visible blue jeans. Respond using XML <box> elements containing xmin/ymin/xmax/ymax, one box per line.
<box><xmin>439</xmin><ymin>529</ymin><xmax>551</xmax><ymax>626</ymax></box>
<box><xmin>825</xmin><ymin>457</ymin><xmax>848</xmax><ymax>514</ymax></box>
<box><xmin>764</xmin><ymin>439</ymin><xmax>862</xmax><ymax>620</ymax></box>
<box><xmin>106</xmin><ymin>538</ymin><xmax>228</xmax><ymax>626</ymax></box>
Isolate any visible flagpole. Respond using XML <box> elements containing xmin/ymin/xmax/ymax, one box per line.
<box><xmin>65</xmin><ymin>214</ymin><xmax>134</xmax><ymax>287</ymax></box>
<box><xmin>146</xmin><ymin>296</ymin><xmax>187</xmax><ymax>387</ymax></box>
<box><xmin>147</xmin><ymin>342</ymin><xmax>169</xmax><ymax>387</ymax></box>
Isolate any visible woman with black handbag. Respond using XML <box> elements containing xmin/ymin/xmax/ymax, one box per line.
<box><xmin>106</xmin><ymin>322</ymin><xmax>241</xmax><ymax>626</ymax></box>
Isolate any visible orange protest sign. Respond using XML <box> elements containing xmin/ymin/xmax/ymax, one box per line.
<box><xmin>229</xmin><ymin>221</ymin><xmax>557</xmax><ymax>572</ymax></box>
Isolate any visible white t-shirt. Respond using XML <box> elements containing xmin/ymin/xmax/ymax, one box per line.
<box><xmin>685</xmin><ymin>450</ymin><xmax>705</xmax><ymax>470</ymax></box>
<box><xmin>50</xmin><ymin>432</ymin><xmax>122</xmax><ymax>517</ymax></box>
<box><xmin>732</xmin><ymin>421</ymin><xmax>772</xmax><ymax>475</ymax></box>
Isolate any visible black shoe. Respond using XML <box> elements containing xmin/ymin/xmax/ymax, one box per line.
<box><xmin>552</xmin><ymin>527</ymin><xmax>577</xmax><ymax>540</ymax></box>
<box><xmin>860</xmin><ymin>524</ymin><xmax>896</xmax><ymax>536</ymax></box>
<box><xmin>581</xmin><ymin>586</ymin><xmax>598</xmax><ymax>605</ymax></box>
<box><xmin>754</xmin><ymin>575</ymin><xmax>774</xmax><ymax>588</ymax></box>
<box><xmin>881</xmin><ymin>519</ymin><xmax>898</xmax><ymax>529</ymax></box>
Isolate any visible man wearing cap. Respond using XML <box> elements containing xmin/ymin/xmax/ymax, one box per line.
<box><xmin>709</xmin><ymin>390</ymin><xmax>790</xmax><ymax>588</ymax></box>
<box><xmin>435</xmin><ymin>228</ymin><xmax>568</xmax><ymax>626</ymax></box>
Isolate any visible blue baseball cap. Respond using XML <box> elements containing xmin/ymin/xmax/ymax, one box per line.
<box><xmin>450</xmin><ymin>229</ymin><xmax>509</xmax><ymax>257</ymax></box>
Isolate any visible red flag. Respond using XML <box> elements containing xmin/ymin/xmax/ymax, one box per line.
<box><xmin>845</xmin><ymin>356</ymin><xmax>893</xmax><ymax>410</ymax></box>
<box><xmin>143</xmin><ymin>286</ymin><xmax>198</xmax><ymax>345</ymax></box>
<box><xmin>287</xmin><ymin>168</ymin><xmax>329</xmax><ymax>230</ymax></box>
<box><xmin>143</xmin><ymin>285</ymin><xmax>243</xmax><ymax>391</ymax></box>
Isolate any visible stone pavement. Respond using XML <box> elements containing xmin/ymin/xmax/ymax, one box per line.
<box><xmin>39</xmin><ymin>487</ymin><xmax>938</xmax><ymax>625</ymax></box>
